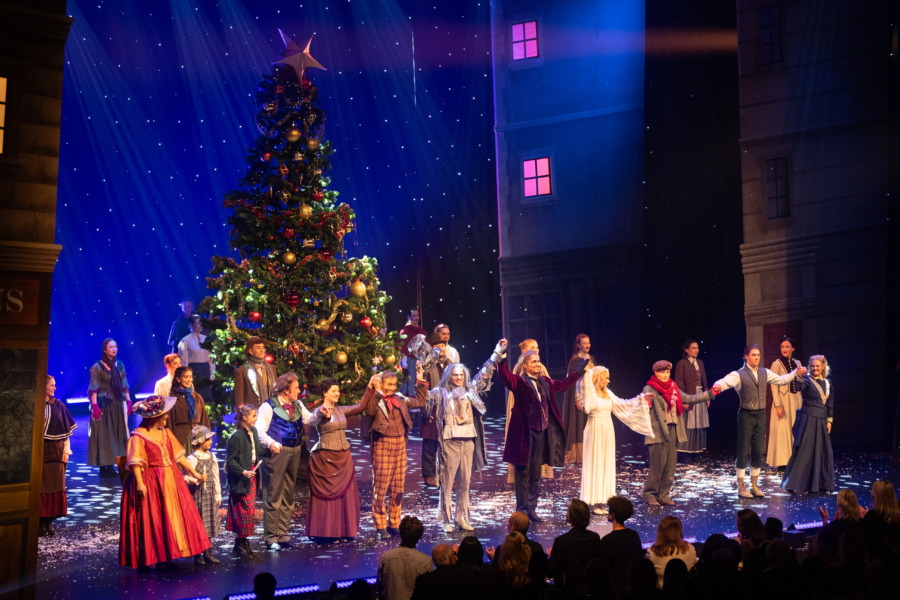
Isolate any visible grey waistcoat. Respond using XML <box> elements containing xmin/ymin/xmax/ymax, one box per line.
<box><xmin>738</xmin><ymin>366</ymin><xmax>768</xmax><ymax>410</ymax></box>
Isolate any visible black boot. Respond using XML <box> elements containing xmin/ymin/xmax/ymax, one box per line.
<box><xmin>38</xmin><ymin>519</ymin><xmax>49</xmax><ymax>537</ymax></box>
<box><xmin>242</xmin><ymin>538</ymin><xmax>256</xmax><ymax>555</ymax></box>
<box><xmin>234</xmin><ymin>538</ymin><xmax>250</xmax><ymax>558</ymax></box>
<box><xmin>204</xmin><ymin>548</ymin><xmax>220</xmax><ymax>564</ymax></box>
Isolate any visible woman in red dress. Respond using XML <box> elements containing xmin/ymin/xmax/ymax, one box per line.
<box><xmin>119</xmin><ymin>396</ymin><xmax>211</xmax><ymax>570</ymax></box>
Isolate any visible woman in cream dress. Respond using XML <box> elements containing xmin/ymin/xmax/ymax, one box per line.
<box><xmin>767</xmin><ymin>336</ymin><xmax>803</xmax><ymax>469</ymax></box>
<box><xmin>577</xmin><ymin>365</ymin><xmax>654</xmax><ymax>514</ymax></box>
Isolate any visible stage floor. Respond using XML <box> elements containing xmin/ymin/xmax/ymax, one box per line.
<box><xmin>36</xmin><ymin>413</ymin><xmax>894</xmax><ymax>600</ymax></box>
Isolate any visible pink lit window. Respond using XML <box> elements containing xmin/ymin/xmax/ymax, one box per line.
<box><xmin>523</xmin><ymin>158</ymin><xmax>552</xmax><ymax>197</ymax></box>
<box><xmin>512</xmin><ymin>21</ymin><xmax>539</xmax><ymax>60</ymax></box>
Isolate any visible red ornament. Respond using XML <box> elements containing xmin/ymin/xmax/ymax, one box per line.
<box><xmin>275</xmin><ymin>85</ymin><xmax>284</xmax><ymax>94</ymax></box>
<box><xmin>321</xmin><ymin>249</ymin><xmax>332</xmax><ymax>261</ymax></box>
<box><xmin>311</xmin><ymin>190</ymin><xmax>324</xmax><ymax>202</ymax></box>
<box><xmin>264</xmin><ymin>354</ymin><xmax>275</xmax><ymax>364</ymax></box>
<box><xmin>285</xmin><ymin>290</ymin><xmax>300</xmax><ymax>308</ymax></box>
<box><xmin>360</xmin><ymin>316</ymin><xmax>372</xmax><ymax>328</ymax></box>
<box><xmin>248</xmin><ymin>311</ymin><xmax>261</xmax><ymax>322</ymax></box>
<box><xmin>284</xmin><ymin>228</ymin><xmax>295</xmax><ymax>239</ymax></box>
<box><xmin>301</xmin><ymin>78</ymin><xmax>311</xmax><ymax>90</ymax></box>
<box><xmin>261</xmin><ymin>152</ymin><xmax>272</xmax><ymax>162</ymax></box>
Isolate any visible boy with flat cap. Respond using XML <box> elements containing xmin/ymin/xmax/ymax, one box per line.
<box><xmin>642</xmin><ymin>360</ymin><xmax>715</xmax><ymax>506</ymax></box>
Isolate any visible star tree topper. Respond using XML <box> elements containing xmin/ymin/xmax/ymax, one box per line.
<box><xmin>275</xmin><ymin>29</ymin><xmax>326</xmax><ymax>81</ymax></box>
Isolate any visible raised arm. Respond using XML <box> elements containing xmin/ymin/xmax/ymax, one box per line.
<box><xmin>549</xmin><ymin>358</ymin><xmax>589</xmax><ymax>394</ymax></box>
<box><xmin>765</xmin><ymin>366</ymin><xmax>805</xmax><ymax>386</ymax></box>
<box><xmin>340</xmin><ymin>394</ymin><xmax>370</xmax><ymax>419</ymax></box>
<box><xmin>712</xmin><ymin>371</ymin><xmax>741</xmax><ymax>394</ymax></box>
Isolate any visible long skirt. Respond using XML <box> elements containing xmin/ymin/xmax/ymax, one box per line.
<box><xmin>40</xmin><ymin>439</ymin><xmax>68</xmax><ymax>519</ymax></box>
<box><xmin>226</xmin><ymin>476</ymin><xmax>257</xmax><ymax>537</ymax></box>
<box><xmin>677</xmin><ymin>403</ymin><xmax>709</xmax><ymax>453</ymax></box>
<box><xmin>580</xmin><ymin>414</ymin><xmax>616</xmax><ymax>505</ymax></box>
<box><xmin>306</xmin><ymin>449</ymin><xmax>360</xmax><ymax>538</ymax></box>
<box><xmin>88</xmin><ymin>396</ymin><xmax>129</xmax><ymax>466</ymax></box>
<box><xmin>781</xmin><ymin>411</ymin><xmax>834</xmax><ymax>494</ymax></box>
<box><xmin>119</xmin><ymin>466</ymin><xmax>210</xmax><ymax>568</ymax></box>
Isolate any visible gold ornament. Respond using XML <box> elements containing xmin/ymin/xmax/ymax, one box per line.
<box><xmin>340</xmin><ymin>312</ymin><xmax>353</xmax><ymax>323</ymax></box>
<box><xmin>284</xmin><ymin>127</ymin><xmax>302</xmax><ymax>143</ymax></box>
<box><xmin>282</xmin><ymin>251</ymin><xmax>296</xmax><ymax>265</ymax></box>
<box><xmin>385</xmin><ymin>355</ymin><xmax>396</xmax><ymax>366</ymax></box>
<box><xmin>372</xmin><ymin>356</ymin><xmax>383</xmax><ymax>366</ymax></box>
<box><xmin>307</xmin><ymin>138</ymin><xmax>320</xmax><ymax>150</ymax></box>
<box><xmin>350</xmin><ymin>281</ymin><xmax>366</xmax><ymax>297</ymax></box>
<box><xmin>335</xmin><ymin>351</ymin><xmax>348</xmax><ymax>365</ymax></box>
<box><xmin>299</xmin><ymin>203</ymin><xmax>313</xmax><ymax>219</ymax></box>
<box><xmin>316</xmin><ymin>318</ymin><xmax>329</xmax><ymax>330</ymax></box>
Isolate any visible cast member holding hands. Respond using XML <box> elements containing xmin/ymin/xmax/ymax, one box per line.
<box><xmin>643</xmin><ymin>360</ymin><xmax>716</xmax><ymax>506</ymax></box>
<box><xmin>499</xmin><ymin>339</ymin><xmax>589</xmax><ymax>522</ymax></box>
<box><xmin>712</xmin><ymin>344</ymin><xmax>805</xmax><ymax>498</ymax></box>
<box><xmin>425</xmin><ymin>340</ymin><xmax>504</xmax><ymax>532</ymax></box>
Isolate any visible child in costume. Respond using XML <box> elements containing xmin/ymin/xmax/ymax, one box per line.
<box><xmin>185</xmin><ymin>425</ymin><xmax>222</xmax><ymax>564</ymax></box>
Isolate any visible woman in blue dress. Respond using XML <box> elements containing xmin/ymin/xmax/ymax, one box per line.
<box><xmin>781</xmin><ymin>355</ymin><xmax>834</xmax><ymax>494</ymax></box>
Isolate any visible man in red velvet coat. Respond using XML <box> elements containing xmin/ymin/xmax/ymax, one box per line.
<box><xmin>498</xmin><ymin>340</ymin><xmax>588</xmax><ymax>522</ymax></box>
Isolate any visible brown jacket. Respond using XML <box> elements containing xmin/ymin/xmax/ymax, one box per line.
<box><xmin>233</xmin><ymin>361</ymin><xmax>277</xmax><ymax>409</ymax></box>
<box><xmin>166</xmin><ymin>391</ymin><xmax>210</xmax><ymax>451</ymax></box>
<box><xmin>364</xmin><ymin>381</ymin><xmax>428</xmax><ymax>436</ymax></box>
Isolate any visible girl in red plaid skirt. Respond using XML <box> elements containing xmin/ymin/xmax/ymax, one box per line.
<box><xmin>226</xmin><ymin>404</ymin><xmax>268</xmax><ymax>557</ymax></box>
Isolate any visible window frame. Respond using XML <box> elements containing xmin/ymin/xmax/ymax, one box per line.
<box><xmin>759</xmin><ymin>4</ymin><xmax>784</xmax><ymax>67</ymax></box>
<box><xmin>764</xmin><ymin>155</ymin><xmax>791</xmax><ymax>220</ymax></box>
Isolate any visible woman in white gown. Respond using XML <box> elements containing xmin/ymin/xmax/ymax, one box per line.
<box><xmin>577</xmin><ymin>365</ymin><xmax>655</xmax><ymax>514</ymax></box>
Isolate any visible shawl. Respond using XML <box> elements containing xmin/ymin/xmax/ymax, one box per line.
<box><xmin>172</xmin><ymin>386</ymin><xmax>197</xmax><ymax>420</ymax></box>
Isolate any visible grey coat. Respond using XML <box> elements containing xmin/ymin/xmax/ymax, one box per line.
<box><xmin>643</xmin><ymin>385</ymin><xmax>714</xmax><ymax>445</ymax></box>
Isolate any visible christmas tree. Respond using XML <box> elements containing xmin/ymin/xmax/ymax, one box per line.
<box><xmin>198</xmin><ymin>31</ymin><xmax>397</xmax><ymax>429</ymax></box>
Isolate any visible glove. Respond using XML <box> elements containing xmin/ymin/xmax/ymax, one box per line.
<box><xmin>91</xmin><ymin>403</ymin><xmax>102</xmax><ymax>420</ymax></box>
<box><xmin>491</xmin><ymin>341</ymin><xmax>507</xmax><ymax>363</ymax></box>
<box><xmin>574</xmin><ymin>357</ymin><xmax>590</xmax><ymax>376</ymax></box>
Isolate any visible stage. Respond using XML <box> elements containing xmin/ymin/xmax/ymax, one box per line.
<box><xmin>36</xmin><ymin>413</ymin><xmax>893</xmax><ymax>600</ymax></box>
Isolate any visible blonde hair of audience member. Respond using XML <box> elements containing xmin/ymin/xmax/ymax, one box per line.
<box><xmin>870</xmin><ymin>480</ymin><xmax>900</xmax><ymax>523</ymax></box>
<box><xmin>498</xmin><ymin>531</ymin><xmax>532</xmax><ymax>590</ymax></box>
<box><xmin>650</xmin><ymin>516</ymin><xmax>690</xmax><ymax>557</ymax></box>
<box><xmin>835</xmin><ymin>488</ymin><xmax>862</xmax><ymax>521</ymax></box>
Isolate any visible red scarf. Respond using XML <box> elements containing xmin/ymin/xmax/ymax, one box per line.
<box><xmin>382</xmin><ymin>393</ymin><xmax>401</xmax><ymax>413</ymax></box>
<box><xmin>646</xmin><ymin>375</ymin><xmax>683</xmax><ymax>416</ymax></box>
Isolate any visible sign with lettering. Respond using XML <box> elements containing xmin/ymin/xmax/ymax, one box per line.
<box><xmin>0</xmin><ymin>278</ymin><xmax>40</xmax><ymax>325</ymax></box>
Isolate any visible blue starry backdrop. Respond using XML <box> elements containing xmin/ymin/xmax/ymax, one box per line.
<box><xmin>52</xmin><ymin>0</ymin><xmax>500</xmax><ymax>397</ymax></box>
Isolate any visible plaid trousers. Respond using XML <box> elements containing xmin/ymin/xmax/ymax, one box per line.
<box><xmin>371</xmin><ymin>435</ymin><xmax>406</xmax><ymax>530</ymax></box>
